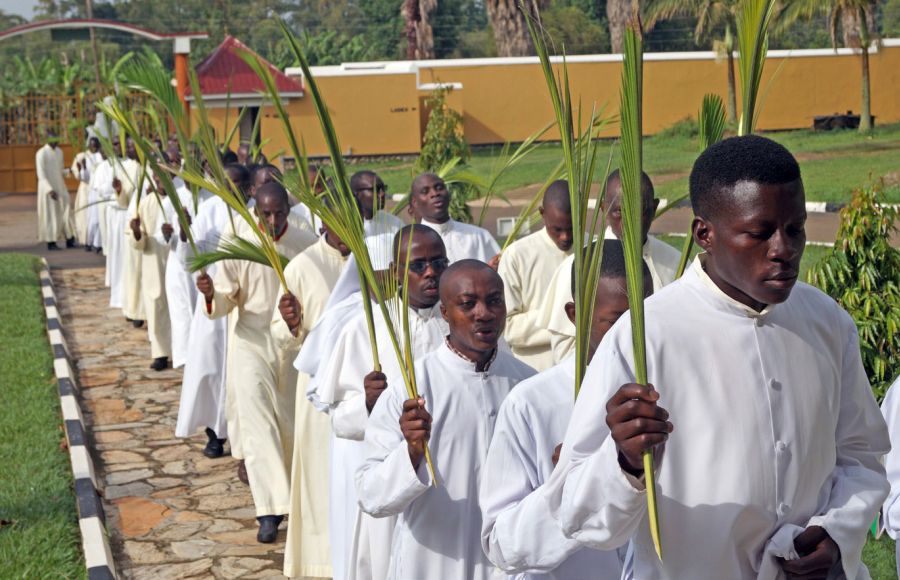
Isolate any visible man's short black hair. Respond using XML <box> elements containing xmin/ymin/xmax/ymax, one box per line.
<box><xmin>350</xmin><ymin>170</ymin><xmax>378</xmax><ymax>193</ymax></box>
<box><xmin>689</xmin><ymin>135</ymin><xmax>801</xmax><ymax>220</ymax></box>
<box><xmin>250</xmin><ymin>163</ymin><xmax>281</xmax><ymax>184</ymax></box>
<box><xmin>570</xmin><ymin>239</ymin><xmax>649</xmax><ymax>299</ymax></box>
<box><xmin>221</xmin><ymin>149</ymin><xmax>238</xmax><ymax>165</ymax></box>
<box><xmin>225</xmin><ymin>162</ymin><xmax>250</xmax><ymax>188</ymax></box>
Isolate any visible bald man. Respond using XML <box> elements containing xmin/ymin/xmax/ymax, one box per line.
<box><xmin>498</xmin><ymin>180</ymin><xmax>573</xmax><ymax>370</ymax></box>
<box><xmin>197</xmin><ymin>182</ymin><xmax>318</xmax><ymax>543</ymax></box>
<box><xmin>408</xmin><ymin>172</ymin><xmax>500</xmax><ymax>264</ymax></box>
<box><xmin>538</xmin><ymin>170</ymin><xmax>681</xmax><ymax>363</ymax></box>
<box><xmin>357</xmin><ymin>260</ymin><xmax>536</xmax><ymax>579</ymax></box>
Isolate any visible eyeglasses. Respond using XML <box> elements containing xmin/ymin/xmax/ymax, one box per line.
<box><xmin>406</xmin><ymin>257</ymin><xmax>449</xmax><ymax>274</ymax></box>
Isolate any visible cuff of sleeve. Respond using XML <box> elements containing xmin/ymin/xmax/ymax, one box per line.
<box><xmin>600</xmin><ymin>436</ymin><xmax>646</xmax><ymax>492</ymax></box>
<box><xmin>385</xmin><ymin>442</ymin><xmax>430</xmax><ymax>503</ymax></box>
<box><xmin>332</xmin><ymin>395</ymin><xmax>369</xmax><ymax>441</ymax></box>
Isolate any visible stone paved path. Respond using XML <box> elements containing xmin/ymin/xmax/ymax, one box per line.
<box><xmin>55</xmin><ymin>267</ymin><xmax>288</xmax><ymax>579</ymax></box>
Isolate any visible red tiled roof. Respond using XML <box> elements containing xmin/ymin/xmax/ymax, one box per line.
<box><xmin>186</xmin><ymin>35</ymin><xmax>303</xmax><ymax>98</ymax></box>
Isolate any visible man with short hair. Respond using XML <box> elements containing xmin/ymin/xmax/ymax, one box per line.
<box><xmin>498</xmin><ymin>180</ymin><xmax>573</xmax><ymax>370</ymax></box>
<box><xmin>357</xmin><ymin>260</ymin><xmax>535</xmax><ymax>579</ymax></box>
<box><xmin>197</xmin><ymin>182</ymin><xmax>318</xmax><ymax>544</ymax></box>
<box><xmin>408</xmin><ymin>172</ymin><xmax>500</xmax><ymax>264</ymax></box>
<box><xmin>120</xmin><ymin>138</ymin><xmax>147</xmax><ymax>325</ymax></box>
<box><xmin>549</xmin><ymin>135</ymin><xmax>890</xmax><ymax>579</ymax></box>
<box><xmin>35</xmin><ymin>132</ymin><xmax>75</xmax><ymax>250</ymax></box>
<box><xmin>72</xmin><ymin>136</ymin><xmax>102</xmax><ymax>248</ymax></box>
<box><xmin>538</xmin><ymin>170</ymin><xmax>681</xmax><ymax>363</ymax></box>
<box><xmin>351</xmin><ymin>170</ymin><xmax>404</xmax><ymax>237</ymax></box>
<box><xmin>481</xmin><ymin>240</ymin><xmax>648</xmax><ymax>579</ymax></box>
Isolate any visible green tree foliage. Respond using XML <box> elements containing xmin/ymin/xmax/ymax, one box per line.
<box><xmin>807</xmin><ymin>182</ymin><xmax>900</xmax><ymax>401</ymax></box>
<box><xmin>542</xmin><ymin>5</ymin><xmax>611</xmax><ymax>54</ymax></box>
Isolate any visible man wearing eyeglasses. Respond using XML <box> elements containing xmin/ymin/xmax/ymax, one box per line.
<box><xmin>308</xmin><ymin>224</ymin><xmax>450</xmax><ymax>580</ymax></box>
<box><xmin>351</xmin><ymin>170</ymin><xmax>404</xmax><ymax>238</ymax></box>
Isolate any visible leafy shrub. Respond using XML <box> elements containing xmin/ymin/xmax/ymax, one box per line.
<box><xmin>807</xmin><ymin>182</ymin><xmax>900</xmax><ymax>400</ymax></box>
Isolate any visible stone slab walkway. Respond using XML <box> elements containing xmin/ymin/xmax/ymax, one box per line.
<box><xmin>55</xmin><ymin>267</ymin><xmax>288</xmax><ymax>579</ymax></box>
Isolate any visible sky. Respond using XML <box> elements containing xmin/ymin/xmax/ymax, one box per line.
<box><xmin>1</xmin><ymin>0</ymin><xmax>39</xmax><ymax>20</ymax></box>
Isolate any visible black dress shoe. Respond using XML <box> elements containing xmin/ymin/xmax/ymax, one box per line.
<box><xmin>47</xmin><ymin>242</ymin><xmax>60</xmax><ymax>251</ymax></box>
<box><xmin>95</xmin><ymin>246</ymin><xmax>102</xmax><ymax>254</ymax></box>
<box><xmin>256</xmin><ymin>515</ymin><xmax>284</xmax><ymax>543</ymax></box>
<box><xmin>66</xmin><ymin>237</ymin><xmax>76</xmax><ymax>248</ymax></box>
<box><xmin>132</xmin><ymin>319</ymin><xmax>145</xmax><ymax>328</ymax></box>
<box><xmin>149</xmin><ymin>357</ymin><xmax>169</xmax><ymax>371</ymax></box>
<box><xmin>202</xmin><ymin>428</ymin><xmax>227</xmax><ymax>458</ymax></box>
<box><xmin>84</xmin><ymin>245</ymin><xmax>94</xmax><ymax>252</ymax></box>
<box><xmin>237</xmin><ymin>460</ymin><xmax>249</xmax><ymax>485</ymax></box>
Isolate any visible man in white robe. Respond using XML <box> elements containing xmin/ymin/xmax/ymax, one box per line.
<box><xmin>118</xmin><ymin>139</ymin><xmax>146</xmax><ymax>323</ymax></box>
<box><xmin>35</xmin><ymin>134</ymin><xmax>75</xmax><ymax>250</ymax></box>
<box><xmin>313</xmin><ymin>225</ymin><xmax>449</xmax><ymax>580</ymax></box>
<box><xmin>128</xmin><ymin>171</ymin><xmax>174</xmax><ymax>371</ymax></box>
<box><xmin>880</xmin><ymin>375</ymin><xmax>900</xmax><ymax>578</ymax></box>
<box><xmin>481</xmin><ymin>240</ymin><xmax>647</xmax><ymax>580</ymax></box>
<box><xmin>197</xmin><ymin>183</ymin><xmax>318</xmax><ymax>543</ymax></box>
<box><xmin>273</xmin><ymin>213</ymin><xmax>351</xmax><ymax>576</ymax></box>
<box><xmin>352</xmin><ymin>170</ymin><xmax>404</xmax><ymax>238</ymax></box>
<box><xmin>357</xmin><ymin>260</ymin><xmax>535</xmax><ymax>579</ymax></box>
<box><xmin>86</xmin><ymin>150</ymin><xmax>112</xmax><ymax>254</ymax></box>
<box><xmin>408</xmin><ymin>172</ymin><xmax>500</xmax><ymax>264</ymax></box>
<box><xmin>537</xmin><ymin>170</ymin><xmax>680</xmax><ymax>363</ymax></box>
<box><xmin>498</xmin><ymin>180</ymin><xmax>573</xmax><ymax>371</ymax></box>
<box><xmin>71</xmin><ymin>136</ymin><xmax>102</xmax><ymax>248</ymax></box>
<box><xmin>102</xmin><ymin>142</ymin><xmax>141</xmax><ymax>312</ymax></box>
<box><xmin>547</xmin><ymin>136</ymin><xmax>890</xmax><ymax>579</ymax></box>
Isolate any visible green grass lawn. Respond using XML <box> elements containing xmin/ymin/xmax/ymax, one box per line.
<box><xmin>0</xmin><ymin>254</ymin><xmax>84</xmax><ymax>578</ymax></box>
<box><xmin>369</xmin><ymin>123</ymin><xmax>900</xmax><ymax>205</ymax></box>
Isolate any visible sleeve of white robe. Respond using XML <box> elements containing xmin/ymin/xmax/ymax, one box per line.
<box><xmin>480</xmin><ymin>393</ymin><xmax>584</xmax><ymax>573</ymax></box>
<box><xmin>803</xmin><ymin>321</ymin><xmax>890</xmax><ymax>579</ymax></box>
<box><xmin>498</xmin><ymin>245</ymin><xmax>545</xmax><ymax>350</ymax></box>
<box><xmin>356</xmin><ymin>379</ymin><xmax>430</xmax><ymax>518</ymax></box>
<box><xmin>549</xmin><ymin>335</ymin><xmax>650</xmax><ymax>551</ymax></box>
<box><xmin>270</xmin><ymin>258</ymin><xmax>306</xmax><ymax>352</ymax></box>
<box><xmin>882</xmin><ymin>378</ymin><xmax>900</xmax><ymax>540</ymax></box>
<box><xmin>205</xmin><ymin>257</ymin><xmax>241</xmax><ymax>320</ymax></box>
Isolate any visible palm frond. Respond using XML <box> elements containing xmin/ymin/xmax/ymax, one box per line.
<box><xmin>736</xmin><ymin>0</ymin><xmax>777</xmax><ymax>136</ymax></box>
<box><xmin>501</xmin><ymin>159</ymin><xmax>566</xmax><ymax>251</ymax></box>
<box><xmin>188</xmin><ymin>235</ymin><xmax>289</xmax><ymax>273</ymax></box>
<box><xmin>619</xmin><ymin>20</ymin><xmax>663</xmax><ymax>562</ymax></box>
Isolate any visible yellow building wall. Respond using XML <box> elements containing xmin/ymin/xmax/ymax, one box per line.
<box><xmin>193</xmin><ymin>43</ymin><xmax>900</xmax><ymax>161</ymax></box>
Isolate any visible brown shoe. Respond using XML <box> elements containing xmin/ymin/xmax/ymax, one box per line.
<box><xmin>237</xmin><ymin>460</ymin><xmax>249</xmax><ymax>485</ymax></box>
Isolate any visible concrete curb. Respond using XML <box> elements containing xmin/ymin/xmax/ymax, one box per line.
<box><xmin>38</xmin><ymin>259</ymin><xmax>117</xmax><ymax>580</ymax></box>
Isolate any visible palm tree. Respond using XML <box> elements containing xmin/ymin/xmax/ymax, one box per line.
<box><xmin>645</xmin><ymin>0</ymin><xmax>739</xmax><ymax>124</ymax></box>
<box><xmin>778</xmin><ymin>0</ymin><xmax>877</xmax><ymax>133</ymax></box>
<box><xmin>485</xmin><ymin>0</ymin><xmax>548</xmax><ymax>57</ymax></box>
<box><xmin>402</xmin><ymin>0</ymin><xmax>436</xmax><ymax>60</ymax></box>
<box><xmin>607</xmin><ymin>0</ymin><xmax>633</xmax><ymax>54</ymax></box>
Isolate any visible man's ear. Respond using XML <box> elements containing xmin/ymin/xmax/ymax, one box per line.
<box><xmin>440</xmin><ymin>303</ymin><xmax>448</xmax><ymax>322</ymax></box>
<box><xmin>564</xmin><ymin>302</ymin><xmax>576</xmax><ymax>325</ymax></box>
<box><xmin>693</xmin><ymin>215</ymin><xmax>714</xmax><ymax>253</ymax></box>
<box><xmin>651</xmin><ymin>198</ymin><xmax>661</xmax><ymax>215</ymax></box>
<box><xmin>538</xmin><ymin>205</ymin><xmax>545</xmax><ymax>217</ymax></box>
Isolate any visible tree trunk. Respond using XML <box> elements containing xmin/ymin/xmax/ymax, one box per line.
<box><xmin>84</xmin><ymin>0</ymin><xmax>102</xmax><ymax>90</ymax></box>
<box><xmin>486</xmin><ymin>0</ymin><xmax>546</xmax><ymax>57</ymax></box>
<box><xmin>402</xmin><ymin>0</ymin><xmax>436</xmax><ymax>60</ymax></box>
<box><xmin>726</xmin><ymin>41</ymin><xmax>737</xmax><ymax>125</ymax></box>
<box><xmin>606</xmin><ymin>0</ymin><xmax>632</xmax><ymax>54</ymax></box>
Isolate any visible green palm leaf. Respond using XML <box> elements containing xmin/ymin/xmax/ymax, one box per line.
<box><xmin>188</xmin><ymin>236</ymin><xmax>290</xmax><ymax>273</ymax></box>
<box><xmin>736</xmin><ymin>0</ymin><xmax>777</xmax><ymax>135</ymax></box>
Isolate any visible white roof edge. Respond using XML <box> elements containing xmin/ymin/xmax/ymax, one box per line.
<box><xmin>185</xmin><ymin>92</ymin><xmax>303</xmax><ymax>102</ymax></box>
<box><xmin>283</xmin><ymin>39</ymin><xmax>900</xmax><ymax>77</ymax></box>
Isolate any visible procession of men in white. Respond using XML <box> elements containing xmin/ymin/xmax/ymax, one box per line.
<box><xmin>37</xmin><ymin>131</ymin><xmax>899</xmax><ymax>580</ymax></box>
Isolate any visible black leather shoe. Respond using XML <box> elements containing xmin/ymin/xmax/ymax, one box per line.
<box><xmin>84</xmin><ymin>245</ymin><xmax>94</xmax><ymax>252</ymax></box>
<box><xmin>202</xmin><ymin>428</ymin><xmax>226</xmax><ymax>458</ymax></box>
<box><xmin>95</xmin><ymin>246</ymin><xmax>102</xmax><ymax>254</ymax></box>
<box><xmin>47</xmin><ymin>242</ymin><xmax>60</xmax><ymax>251</ymax></box>
<box><xmin>132</xmin><ymin>319</ymin><xmax>145</xmax><ymax>328</ymax></box>
<box><xmin>237</xmin><ymin>460</ymin><xmax>249</xmax><ymax>485</ymax></box>
<box><xmin>256</xmin><ymin>515</ymin><xmax>284</xmax><ymax>543</ymax></box>
<box><xmin>66</xmin><ymin>237</ymin><xmax>76</xmax><ymax>248</ymax></box>
<box><xmin>149</xmin><ymin>357</ymin><xmax>168</xmax><ymax>371</ymax></box>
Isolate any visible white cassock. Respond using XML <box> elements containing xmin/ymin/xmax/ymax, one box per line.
<box><xmin>498</xmin><ymin>228</ymin><xmax>571</xmax><ymax>371</ymax></box>
<box><xmin>175</xmin><ymin>194</ymin><xmax>234</xmax><ymax>440</ymax></box>
<box><xmin>104</xmin><ymin>158</ymin><xmax>140</xmax><ymax>311</ymax></box>
<box><xmin>71</xmin><ymin>150</ymin><xmax>101</xmax><ymax>245</ymax></box>
<box><xmin>35</xmin><ymin>144</ymin><xmax>74</xmax><ymax>243</ymax></box>
<box><xmin>419</xmin><ymin>218</ymin><xmax>500</xmax><ymax>264</ymax></box>
<box><xmin>480</xmin><ymin>355</ymin><xmax>624</xmax><ymax>580</ymax></box>
<box><xmin>290</xmin><ymin>201</ymin><xmax>321</xmax><ymax>233</ymax></box>
<box><xmin>313</xmin><ymin>301</ymin><xmax>447</xmax><ymax>580</ymax></box>
<box><xmin>545</xmin><ymin>257</ymin><xmax>890</xmax><ymax>580</ymax></box>
<box><xmin>273</xmin><ymin>237</ymin><xmax>349</xmax><ymax>579</ymax></box>
<box><xmin>206</xmin><ymin>221</ymin><xmax>318</xmax><ymax>517</ymax></box>
<box><xmin>357</xmin><ymin>344</ymin><xmax>536</xmax><ymax>580</ymax></box>
<box><xmin>880</xmin><ymin>376</ymin><xmax>900</xmax><ymax>575</ymax></box>
<box><xmin>121</xmin><ymin>171</ymin><xmax>148</xmax><ymax>321</ymax></box>
<box><xmin>157</xmin><ymin>182</ymin><xmax>212</xmax><ymax>368</ymax></box>
<box><xmin>127</xmin><ymin>188</ymin><xmax>172</xmax><ymax>359</ymax></box>
<box><xmin>86</xmin><ymin>158</ymin><xmax>112</xmax><ymax>251</ymax></box>
<box><xmin>538</xmin><ymin>232</ymin><xmax>680</xmax><ymax>364</ymax></box>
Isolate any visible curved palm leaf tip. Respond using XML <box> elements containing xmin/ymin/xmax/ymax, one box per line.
<box><xmin>520</xmin><ymin>3</ymin><xmax>611</xmax><ymax>403</ymax></box>
<box><xmin>272</xmin><ymin>18</ymin><xmax>438</xmax><ymax>484</ymax></box>
<box><xmin>736</xmin><ymin>0</ymin><xmax>776</xmax><ymax>136</ymax></box>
